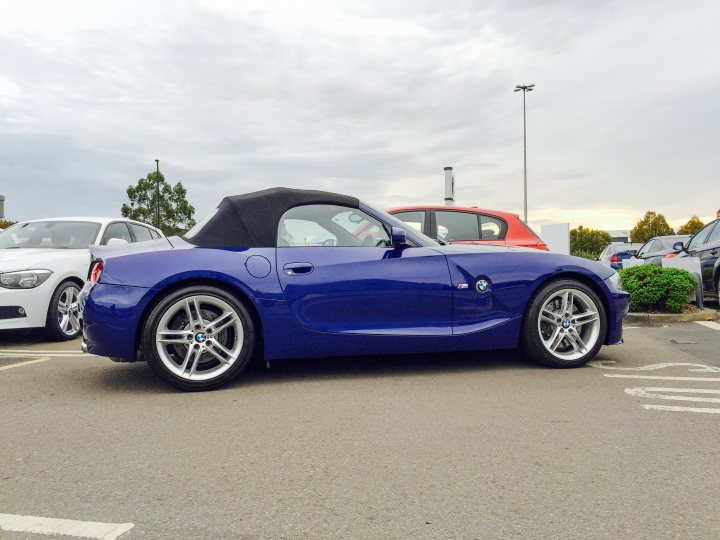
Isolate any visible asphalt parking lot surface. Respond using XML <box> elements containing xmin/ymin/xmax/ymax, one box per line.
<box><xmin>2</xmin><ymin>314</ymin><xmax>720</xmax><ymax>539</ymax></box>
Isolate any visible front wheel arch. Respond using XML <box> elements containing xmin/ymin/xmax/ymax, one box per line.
<box><xmin>526</xmin><ymin>271</ymin><xmax>611</xmax><ymax>335</ymax></box>
<box><xmin>521</xmin><ymin>277</ymin><xmax>608</xmax><ymax>368</ymax></box>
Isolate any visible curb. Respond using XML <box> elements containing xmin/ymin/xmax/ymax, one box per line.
<box><xmin>625</xmin><ymin>308</ymin><xmax>719</xmax><ymax>324</ymax></box>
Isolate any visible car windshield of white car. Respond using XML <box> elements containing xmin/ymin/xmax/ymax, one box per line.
<box><xmin>0</xmin><ymin>221</ymin><xmax>101</xmax><ymax>249</ymax></box>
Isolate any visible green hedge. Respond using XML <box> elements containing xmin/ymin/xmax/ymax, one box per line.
<box><xmin>571</xmin><ymin>249</ymin><xmax>598</xmax><ymax>260</ymax></box>
<box><xmin>618</xmin><ymin>265</ymin><xmax>696</xmax><ymax>313</ymax></box>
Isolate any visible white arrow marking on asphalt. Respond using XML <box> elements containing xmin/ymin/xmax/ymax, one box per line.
<box><xmin>605</xmin><ymin>374</ymin><xmax>720</xmax><ymax>382</ymax></box>
<box><xmin>641</xmin><ymin>404</ymin><xmax>720</xmax><ymax>414</ymax></box>
<box><xmin>589</xmin><ymin>360</ymin><xmax>720</xmax><ymax>373</ymax></box>
<box><xmin>0</xmin><ymin>513</ymin><xmax>133</xmax><ymax>540</ymax></box>
<box><xmin>625</xmin><ymin>387</ymin><xmax>720</xmax><ymax>403</ymax></box>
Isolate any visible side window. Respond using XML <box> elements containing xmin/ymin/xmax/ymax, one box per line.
<box><xmin>278</xmin><ymin>205</ymin><xmax>390</xmax><ymax>247</ymax></box>
<box><xmin>392</xmin><ymin>211</ymin><xmax>426</xmax><ymax>233</ymax></box>
<box><xmin>435</xmin><ymin>211</ymin><xmax>480</xmax><ymax>242</ymax></box>
<box><xmin>129</xmin><ymin>223</ymin><xmax>153</xmax><ymax>242</ymax></box>
<box><xmin>706</xmin><ymin>221</ymin><xmax>720</xmax><ymax>244</ymax></box>
<box><xmin>688</xmin><ymin>223</ymin><xmax>715</xmax><ymax>250</ymax></box>
<box><xmin>479</xmin><ymin>215</ymin><xmax>507</xmax><ymax>241</ymax></box>
<box><xmin>636</xmin><ymin>240</ymin><xmax>655</xmax><ymax>257</ymax></box>
<box><xmin>101</xmin><ymin>222</ymin><xmax>132</xmax><ymax>245</ymax></box>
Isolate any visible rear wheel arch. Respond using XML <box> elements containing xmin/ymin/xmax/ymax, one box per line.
<box><xmin>135</xmin><ymin>278</ymin><xmax>264</xmax><ymax>359</ymax></box>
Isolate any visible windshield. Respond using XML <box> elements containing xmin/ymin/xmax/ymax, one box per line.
<box><xmin>0</xmin><ymin>221</ymin><xmax>101</xmax><ymax>249</ymax></box>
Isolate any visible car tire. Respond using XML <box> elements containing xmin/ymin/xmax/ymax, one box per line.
<box><xmin>45</xmin><ymin>280</ymin><xmax>83</xmax><ymax>341</ymax></box>
<box><xmin>521</xmin><ymin>279</ymin><xmax>606</xmax><ymax>368</ymax></box>
<box><xmin>142</xmin><ymin>285</ymin><xmax>255</xmax><ymax>391</ymax></box>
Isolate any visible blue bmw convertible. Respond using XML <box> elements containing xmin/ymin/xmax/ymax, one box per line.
<box><xmin>79</xmin><ymin>188</ymin><xmax>629</xmax><ymax>391</ymax></box>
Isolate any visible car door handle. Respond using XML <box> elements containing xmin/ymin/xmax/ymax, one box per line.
<box><xmin>283</xmin><ymin>262</ymin><xmax>314</xmax><ymax>275</ymax></box>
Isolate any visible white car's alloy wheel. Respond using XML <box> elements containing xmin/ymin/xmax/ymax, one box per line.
<box><xmin>57</xmin><ymin>285</ymin><xmax>81</xmax><ymax>337</ymax></box>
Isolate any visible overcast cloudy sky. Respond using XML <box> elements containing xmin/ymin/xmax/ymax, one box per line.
<box><xmin>1</xmin><ymin>0</ymin><xmax>718</xmax><ymax>231</ymax></box>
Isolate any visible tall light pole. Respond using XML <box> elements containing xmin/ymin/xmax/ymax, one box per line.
<box><xmin>154</xmin><ymin>159</ymin><xmax>160</xmax><ymax>230</ymax></box>
<box><xmin>514</xmin><ymin>83</ymin><xmax>534</xmax><ymax>224</ymax></box>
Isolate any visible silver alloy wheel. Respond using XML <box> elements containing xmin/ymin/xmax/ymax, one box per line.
<box><xmin>155</xmin><ymin>294</ymin><xmax>244</xmax><ymax>381</ymax></box>
<box><xmin>537</xmin><ymin>288</ymin><xmax>601</xmax><ymax>361</ymax></box>
<box><xmin>57</xmin><ymin>285</ymin><xmax>81</xmax><ymax>336</ymax></box>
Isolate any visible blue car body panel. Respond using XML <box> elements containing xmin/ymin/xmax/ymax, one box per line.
<box><xmin>81</xmin><ymin>236</ymin><xmax>628</xmax><ymax>362</ymax></box>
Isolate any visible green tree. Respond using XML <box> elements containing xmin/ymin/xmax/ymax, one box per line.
<box><xmin>630</xmin><ymin>211</ymin><xmax>674</xmax><ymax>243</ymax></box>
<box><xmin>570</xmin><ymin>225</ymin><xmax>612</xmax><ymax>258</ymax></box>
<box><xmin>676</xmin><ymin>215</ymin><xmax>704</xmax><ymax>236</ymax></box>
<box><xmin>0</xmin><ymin>219</ymin><xmax>17</xmax><ymax>229</ymax></box>
<box><xmin>121</xmin><ymin>171</ymin><xmax>196</xmax><ymax>236</ymax></box>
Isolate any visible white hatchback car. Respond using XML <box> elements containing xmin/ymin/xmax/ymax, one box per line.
<box><xmin>0</xmin><ymin>217</ymin><xmax>163</xmax><ymax>340</ymax></box>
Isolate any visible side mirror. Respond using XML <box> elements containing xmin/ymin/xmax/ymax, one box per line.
<box><xmin>672</xmin><ymin>241</ymin><xmax>685</xmax><ymax>251</ymax></box>
<box><xmin>391</xmin><ymin>227</ymin><xmax>408</xmax><ymax>248</ymax></box>
<box><xmin>107</xmin><ymin>237</ymin><xmax>129</xmax><ymax>245</ymax></box>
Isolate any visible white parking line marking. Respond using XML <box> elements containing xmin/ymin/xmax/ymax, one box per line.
<box><xmin>695</xmin><ymin>320</ymin><xmax>720</xmax><ymax>331</ymax></box>
<box><xmin>0</xmin><ymin>357</ymin><xmax>50</xmax><ymax>371</ymax></box>
<box><xmin>625</xmin><ymin>387</ymin><xmax>720</xmax><ymax>403</ymax></box>
<box><xmin>605</xmin><ymin>374</ymin><xmax>720</xmax><ymax>382</ymax></box>
<box><xmin>0</xmin><ymin>513</ymin><xmax>133</xmax><ymax>540</ymax></box>
<box><xmin>641</xmin><ymin>404</ymin><xmax>720</xmax><ymax>414</ymax></box>
<box><xmin>0</xmin><ymin>351</ymin><xmax>84</xmax><ymax>358</ymax></box>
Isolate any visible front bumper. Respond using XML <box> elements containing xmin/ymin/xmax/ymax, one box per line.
<box><xmin>0</xmin><ymin>286</ymin><xmax>51</xmax><ymax>330</ymax></box>
<box><xmin>602</xmin><ymin>275</ymin><xmax>630</xmax><ymax>346</ymax></box>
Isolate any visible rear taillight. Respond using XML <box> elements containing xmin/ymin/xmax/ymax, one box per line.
<box><xmin>89</xmin><ymin>260</ymin><xmax>104</xmax><ymax>285</ymax></box>
<box><xmin>610</xmin><ymin>254</ymin><xmax>618</xmax><ymax>263</ymax></box>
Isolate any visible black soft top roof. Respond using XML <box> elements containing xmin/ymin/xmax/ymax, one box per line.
<box><xmin>186</xmin><ymin>187</ymin><xmax>360</xmax><ymax>248</ymax></box>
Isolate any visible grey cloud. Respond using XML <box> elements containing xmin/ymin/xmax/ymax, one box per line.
<box><xmin>0</xmin><ymin>1</ymin><xmax>717</xmax><ymax>228</ymax></box>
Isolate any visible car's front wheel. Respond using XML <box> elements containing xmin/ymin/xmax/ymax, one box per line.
<box><xmin>142</xmin><ymin>286</ymin><xmax>255</xmax><ymax>391</ymax></box>
<box><xmin>46</xmin><ymin>280</ymin><xmax>82</xmax><ymax>341</ymax></box>
<box><xmin>521</xmin><ymin>279</ymin><xmax>606</xmax><ymax>368</ymax></box>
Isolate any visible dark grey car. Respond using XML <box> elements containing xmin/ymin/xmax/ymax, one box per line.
<box><xmin>674</xmin><ymin>219</ymin><xmax>720</xmax><ymax>302</ymax></box>
<box><xmin>631</xmin><ymin>235</ymin><xmax>691</xmax><ymax>266</ymax></box>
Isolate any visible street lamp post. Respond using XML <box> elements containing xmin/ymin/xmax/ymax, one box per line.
<box><xmin>514</xmin><ymin>83</ymin><xmax>534</xmax><ymax>224</ymax></box>
<box><xmin>155</xmin><ymin>159</ymin><xmax>160</xmax><ymax>230</ymax></box>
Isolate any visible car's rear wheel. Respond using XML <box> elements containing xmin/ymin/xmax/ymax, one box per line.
<box><xmin>45</xmin><ymin>281</ymin><xmax>82</xmax><ymax>341</ymax></box>
<box><xmin>142</xmin><ymin>286</ymin><xmax>255</xmax><ymax>391</ymax></box>
<box><xmin>521</xmin><ymin>279</ymin><xmax>606</xmax><ymax>368</ymax></box>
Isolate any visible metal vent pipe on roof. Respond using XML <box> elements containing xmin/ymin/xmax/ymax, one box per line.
<box><xmin>444</xmin><ymin>167</ymin><xmax>454</xmax><ymax>206</ymax></box>
<box><xmin>0</xmin><ymin>195</ymin><xmax>5</xmax><ymax>219</ymax></box>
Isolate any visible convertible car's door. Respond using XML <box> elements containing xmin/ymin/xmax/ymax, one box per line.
<box><xmin>275</xmin><ymin>203</ymin><xmax>452</xmax><ymax>335</ymax></box>
<box><xmin>276</xmin><ymin>246</ymin><xmax>453</xmax><ymax>335</ymax></box>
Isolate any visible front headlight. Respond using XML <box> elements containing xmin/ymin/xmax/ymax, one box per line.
<box><xmin>0</xmin><ymin>269</ymin><xmax>53</xmax><ymax>289</ymax></box>
<box><xmin>607</xmin><ymin>271</ymin><xmax>623</xmax><ymax>292</ymax></box>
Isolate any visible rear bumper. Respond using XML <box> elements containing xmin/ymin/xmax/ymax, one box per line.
<box><xmin>80</xmin><ymin>282</ymin><xmax>152</xmax><ymax>360</ymax></box>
